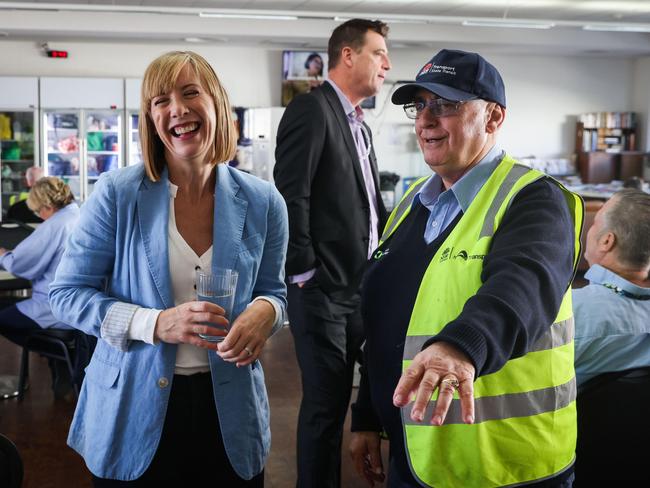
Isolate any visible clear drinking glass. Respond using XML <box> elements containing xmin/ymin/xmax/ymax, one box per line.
<box><xmin>196</xmin><ymin>268</ymin><xmax>239</xmax><ymax>342</ymax></box>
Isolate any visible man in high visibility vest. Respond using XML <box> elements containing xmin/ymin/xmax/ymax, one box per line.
<box><xmin>349</xmin><ymin>49</ymin><xmax>583</xmax><ymax>487</ymax></box>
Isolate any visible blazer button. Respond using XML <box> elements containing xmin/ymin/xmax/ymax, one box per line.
<box><xmin>157</xmin><ymin>377</ymin><xmax>169</xmax><ymax>389</ymax></box>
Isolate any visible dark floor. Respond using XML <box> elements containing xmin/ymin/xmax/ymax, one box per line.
<box><xmin>1</xmin><ymin>277</ymin><xmax>588</xmax><ymax>488</ymax></box>
<box><xmin>0</xmin><ymin>327</ymin><xmax>386</xmax><ymax>488</ymax></box>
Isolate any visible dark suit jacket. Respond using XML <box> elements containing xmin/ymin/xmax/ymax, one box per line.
<box><xmin>6</xmin><ymin>200</ymin><xmax>43</xmax><ymax>224</ymax></box>
<box><xmin>274</xmin><ymin>82</ymin><xmax>387</xmax><ymax>297</ymax></box>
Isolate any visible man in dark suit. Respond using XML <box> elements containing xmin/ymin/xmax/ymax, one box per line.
<box><xmin>274</xmin><ymin>18</ymin><xmax>391</xmax><ymax>488</ymax></box>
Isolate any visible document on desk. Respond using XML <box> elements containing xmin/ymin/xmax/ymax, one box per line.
<box><xmin>0</xmin><ymin>270</ymin><xmax>17</xmax><ymax>280</ymax></box>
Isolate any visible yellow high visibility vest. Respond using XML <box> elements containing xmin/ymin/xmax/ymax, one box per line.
<box><xmin>9</xmin><ymin>191</ymin><xmax>29</xmax><ymax>206</ymax></box>
<box><xmin>380</xmin><ymin>155</ymin><xmax>584</xmax><ymax>487</ymax></box>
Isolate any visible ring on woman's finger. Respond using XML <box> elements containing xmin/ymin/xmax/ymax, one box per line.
<box><xmin>440</xmin><ymin>376</ymin><xmax>460</xmax><ymax>390</ymax></box>
<box><xmin>244</xmin><ymin>346</ymin><xmax>253</xmax><ymax>357</ymax></box>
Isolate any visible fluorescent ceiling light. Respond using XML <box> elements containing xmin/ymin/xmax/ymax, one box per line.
<box><xmin>462</xmin><ymin>20</ymin><xmax>555</xmax><ymax>29</ymax></box>
<box><xmin>583</xmin><ymin>24</ymin><xmax>650</xmax><ymax>33</ymax></box>
<box><xmin>199</xmin><ymin>12</ymin><xmax>297</xmax><ymax>20</ymax></box>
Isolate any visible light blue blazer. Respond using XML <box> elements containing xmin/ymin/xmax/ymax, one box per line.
<box><xmin>49</xmin><ymin>163</ymin><xmax>288</xmax><ymax>481</ymax></box>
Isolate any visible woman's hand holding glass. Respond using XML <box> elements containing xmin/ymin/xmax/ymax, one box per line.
<box><xmin>154</xmin><ymin>301</ymin><xmax>230</xmax><ymax>351</ymax></box>
<box><xmin>217</xmin><ymin>299</ymin><xmax>275</xmax><ymax>367</ymax></box>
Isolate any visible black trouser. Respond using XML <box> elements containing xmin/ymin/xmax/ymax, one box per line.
<box><xmin>0</xmin><ymin>302</ymin><xmax>39</xmax><ymax>348</ymax></box>
<box><xmin>92</xmin><ymin>372</ymin><xmax>264</xmax><ymax>487</ymax></box>
<box><xmin>288</xmin><ymin>282</ymin><xmax>365</xmax><ymax>488</ymax></box>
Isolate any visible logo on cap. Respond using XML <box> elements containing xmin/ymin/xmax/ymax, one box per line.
<box><xmin>431</xmin><ymin>64</ymin><xmax>456</xmax><ymax>76</ymax></box>
<box><xmin>419</xmin><ymin>63</ymin><xmax>433</xmax><ymax>76</ymax></box>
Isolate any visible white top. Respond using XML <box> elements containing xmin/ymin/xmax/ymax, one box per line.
<box><xmin>124</xmin><ymin>181</ymin><xmax>281</xmax><ymax>375</ymax></box>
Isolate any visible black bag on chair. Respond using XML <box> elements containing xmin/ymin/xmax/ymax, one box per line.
<box><xmin>575</xmin><ymin>367</ymin><xmax>650</xmax><ymax>486</ymax></box>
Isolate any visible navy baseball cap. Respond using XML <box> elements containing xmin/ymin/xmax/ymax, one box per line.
<box><xmin>392</xmin><ymin>49</ymin><xmax>506</xmax><ymax>108</ymax></box>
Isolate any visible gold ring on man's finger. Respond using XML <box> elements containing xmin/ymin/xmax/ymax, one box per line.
<box><xmin>440</xmin><ymin>377</ymin><xmax>460</xmax><ymax>390</ymax></box>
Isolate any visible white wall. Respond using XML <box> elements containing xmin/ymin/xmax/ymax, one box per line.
<box><xmin>0</xmin><ymin>39</ymin><xmax>641</xmax><ymax>179</ymax></box>
<box><xmin>633</xmin><ymin>57</ymin><xmax>650</xmax><ymax>153</ymax></box>
<box><xmin>363</xmin><ymin>49</ymin><xmax>635</xmax><ymax>181</ymax></box>
<box><xmin>0</xmin><ymin>40</ymin><xmax>282</xmax><ymax>108</ymax></box>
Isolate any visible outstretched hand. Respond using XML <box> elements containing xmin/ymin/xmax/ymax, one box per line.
<box><xmin>393</xmin><ymin>341</ymin><xmax>476</xmax><ymax>426</ymax></box>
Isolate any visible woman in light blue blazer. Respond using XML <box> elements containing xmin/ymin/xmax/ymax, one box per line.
<box><xmin>49</xmin><ymin>51</ymin><xmax>288</xmax><ymax>487</ymax></box>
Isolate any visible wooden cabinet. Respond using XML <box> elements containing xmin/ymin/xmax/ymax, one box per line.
<box><xmin>575</xmin><ymin>112</ymin><xmax>646</xmax><ymax>183</ymax></box>
<box><xmin>577</xmin><ymin>151</ymin><xmax>646</xmax><ymax>184</ymax></box>
<box><xmin>577</xmin><ymin>152</ymin><xmax>616</xmax><ymax>183</ymax></box>
<box><xmin>620</xmin><ymin>153</ymin><xmax>646</xmax><ymax>181</ymax></box>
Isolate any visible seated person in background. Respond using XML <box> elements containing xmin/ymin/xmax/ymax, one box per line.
<box><xmin>574</xmin><ymin>189</ymin><xmax>650</xmax><ymax>388</ymax></box>
<box><xmin>0</xmin><ymin>176</ymin><xmax>80</xmax><ymax>396</ymax></box>
<box><xmin>6</xmin><ymin>166</ymin><xmax>44</xmax><ymax>223</ymax></box>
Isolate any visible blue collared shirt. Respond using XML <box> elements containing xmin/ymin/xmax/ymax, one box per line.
<box><xmin>0</xmin><ymin>202</ymin><xmax>80</xmax><ymax>328</ymax></box>
<box><xmin>416</xmin><ymin>145</ymin><xmax>504</xmax><ymax>243</ymax></box>
<box><xmin>573</xmin><ymin>264</ymin><xmax>650</xmax><ymax>387</ymax></box>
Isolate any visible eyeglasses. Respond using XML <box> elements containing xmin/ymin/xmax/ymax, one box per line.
<box><xmin>403</xmin><ymin>98</ymin><xmax>470</xmax><ymax>119</ymax></box>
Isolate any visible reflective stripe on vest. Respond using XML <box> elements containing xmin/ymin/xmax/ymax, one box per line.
<box><xmin>389</xmin><ymin>155</ymin><xmax>584</xmax><ymax>488</ymax></box>
<box><xmin>402</xmin><ymin>377</ymin><xmax>576</xmax><ymax>426</ymax></box>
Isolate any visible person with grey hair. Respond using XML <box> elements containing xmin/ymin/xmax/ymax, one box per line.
<box><xmin>6</xmin><ymin>166</ymin><xmax>44</xmax><ymax>222</ymax></box>
<box><xmin>574</xmin><ymin>189</ymin><xmax>650</xmax><ymax>387</ymax></box>
<box><xmin>0</xmin><ymin>176</ymin><xmax>79</xmax><ymax>397</ymax></box>
<box><xmin>349</xmin><ymin>49</ymin><xmax>582</xmax><ymax>488</ymax></box>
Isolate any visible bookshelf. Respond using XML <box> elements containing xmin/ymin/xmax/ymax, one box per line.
<box><xmin>577</xmin><ymin>112</ymin><xmax>636</xmax><ymax>153</ymax></box>
<box><xmin>575</xmin><ymin>111</ymin><xmax>645</xmax><ymax>183</ymax></box>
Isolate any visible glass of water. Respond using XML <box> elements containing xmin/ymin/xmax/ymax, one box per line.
<box><xmin>196</xmin><ymin>268</ymin><xmax>239</xmax><ymax>342</ymax></box>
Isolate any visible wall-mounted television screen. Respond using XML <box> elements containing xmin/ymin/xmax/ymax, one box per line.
<box><xmin>282</xmin><ymin>50</ymin><xmax>329</xmax><ymax>107</ymax></box>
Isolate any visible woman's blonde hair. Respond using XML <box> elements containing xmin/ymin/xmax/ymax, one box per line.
<box><xmin>26</xmin><ymin>176</ymin><xmax>74</xmax><ymax>212</ymax></box>
<box><xmin>139</xmin><ymin>51</ymin><xmax>237</xmax><ymax>181</ymax></box>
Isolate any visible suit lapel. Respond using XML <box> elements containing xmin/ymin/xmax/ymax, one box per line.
<box><xmin>137</xmin><ymin>168</ymin><xmax>174</xmax><ymax>309</ymax></box>
<box><xmin>321</xmin><ymin>83</ymin><xmax>368</xmax><ymax>197</ymax></box>
<box><xmin>212</xmin><ymin>164</ymin><xmax>247</xmax><ymax>271</ymax></box>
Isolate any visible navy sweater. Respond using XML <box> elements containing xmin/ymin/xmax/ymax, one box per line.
<box><xmin>352</xmin><ymin>177</ymin><xmax>576</xmax><ymax>486</ymax></box>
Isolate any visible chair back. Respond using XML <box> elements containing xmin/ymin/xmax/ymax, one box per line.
<box><xmin>18</xmin><ymin>329</ymin><xmax>97</xmax><ymax>401</ymax></box>
<box><xmin>0</xmin><ymin>433</ymin><xmax>23</xmax><ymax>488</ymax></box>
<box><xmin>0</xmin><ymin>221</ymin><xmax>34</xmax><ymax>249</ymax></box>
<box><xmin>575</xmin><ymin>367</ymin><xmax>650</xmax><ymax>486</ymax></box>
